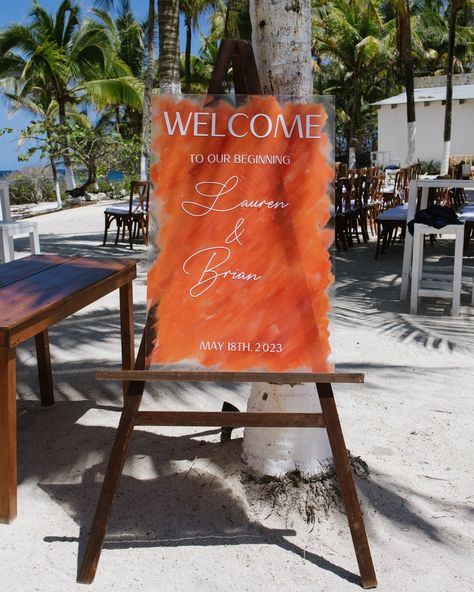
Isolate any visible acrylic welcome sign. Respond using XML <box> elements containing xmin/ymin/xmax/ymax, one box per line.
<box><xmin>147</xmin><ymin>94</ymin><xmax>334</xmax><ymax>372</ymax></box>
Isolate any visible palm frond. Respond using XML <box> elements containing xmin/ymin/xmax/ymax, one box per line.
<box><xmin>82</xmin><ymin>76</ymin><xmax>144</xmax><ymax>110</ymax></box>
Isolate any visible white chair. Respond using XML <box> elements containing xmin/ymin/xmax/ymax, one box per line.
<box><xmin>0</xmin><ymin>180</ymin><xmax>40</xmax><ymax>264</ymax></box>
<box><xmin>410</xmin><ymin>223</ymin><xmax>465</xmax><ymax>316</ymax></box>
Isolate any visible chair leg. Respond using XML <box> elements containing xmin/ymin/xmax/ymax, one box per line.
<box><xmin>103</xmin><ymin>214</ymin><xmax>111</xmax><ymax>246</ymax></box>
<box><xmin>353</xmin><ymin>214</ymin><xmax>361</xmax><ymax>244</ymax></box>
<box><xmin>29</xmin><ymin>229</ymin><xmax>40</xmax><ymax>254</ymax></box>
<box><xmin>380</xmin><ymin>225</ymin><xmax>391</xmax><ymax>255</ymax></box>
<box><xmin>115</xmin><ymin>220</ymin><xmax>122</xmax><ymax>245</ymax></box>
<box><xmin>128</xmin><ymin>220</ymin><xmax>134</xmax><ymax>249</ymax></box>
<box><xmin>138</xmin><ymin>218</ymin><xmax>148</xmax><ymax>245</ymax></box>
<box><xmin>375</xmin><ymin>223</ymin><xmax>382</xmax><ymax>259</ymax></box>
<box><xmin>0</xmin><ymin>230</ymin><xmax>12</xmax><ymax>263</ymax></box>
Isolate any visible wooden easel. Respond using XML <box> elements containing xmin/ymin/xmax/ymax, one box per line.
<box><xmin>77</xmin><ymin>39</ymin><xmax>377</xmax><ymax>589</ymax></box>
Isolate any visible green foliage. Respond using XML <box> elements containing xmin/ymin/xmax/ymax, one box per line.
<box><xmin>417</xmin><ymin>159</ymin><xmax>441</xmax><ymax>174</ymax></box>
<box><xmin>6</xmin><ymin>167</ymin><xmax>63</xmax><ymax>204</ymax></box>
<box><xmin>0</xmin><ymin>0</ymin><xmax>473</xmax><ymax>174</ymax></box>
<box><xmin>312</xmin><ymin>0</ymin><xmax>473</xmax><ymax>162</ymax></box>
<box><xmin>18</xmin><ymin>117</ymin><xmax>140</xmax><ymax>191</ymax></box>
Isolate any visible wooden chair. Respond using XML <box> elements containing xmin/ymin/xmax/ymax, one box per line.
<box><xmin>103</xmin><ymin>181</ymin><xmax>151</xmax><ymax>249</ymax></box>
<box><xmin>351</xmin><ymin>176</ymin><xmax>370</xmax><ymax>242</ymax></box>
<box><xmin>364</xmin><ymin>175</ymin><xmax>384</xmax><ymax>237</ymax></box>
<box><xmin>340</xmin><ymin>177</ymin><xmax>361</xmax><ymax>246</ymax></box>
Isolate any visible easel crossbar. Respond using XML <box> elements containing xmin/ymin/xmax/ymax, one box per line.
<box><xmin>95</xmin><ymin>370</ymin><xmax>364</xmax><ymax>384</ymax></box>
<box><xmin>135</xmin><ymin>411</ymin><xmax>325</xmax><ymax>427</ymax></box>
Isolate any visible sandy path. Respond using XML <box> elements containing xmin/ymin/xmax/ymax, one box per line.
<box><xmin>1</xmin><ymin>200</ymin><xmax>473</xmax><ymax>591</ymax></box>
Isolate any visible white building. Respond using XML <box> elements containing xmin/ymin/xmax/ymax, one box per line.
<box><xmin>373</xmin><ymin>75</ymin><xmax>474</xmax><ymax>167</ymax></box>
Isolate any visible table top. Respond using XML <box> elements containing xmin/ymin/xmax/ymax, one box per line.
<box><xmin>0</xmin><ymin>254</ymin><xmax>137</xmax><ymax>338</ymax></box>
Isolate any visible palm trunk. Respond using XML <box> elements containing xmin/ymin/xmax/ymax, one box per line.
<box><xmin>250</xmin><ymin>0</ymin><xmax>312</xmax><ymax>97</ymax></box>
<box><xmin>184</xmin><ymin>12</ymin><xmax>192</xmax><ymax>94</ymax></box>
<box><xmin>245</xmin><ymin>0</ymin><xmax>331</xmax><ymax>478</ymax></box>
<box><xmin>400</xmin><ymin>0</ymin><xmax>416</xmax><ymax>165</ymax></box>
<box><xmin>441</xmin><ymin>0</ymin><xmax>458</xmax><ymax>175</ymax></box>
<box><xmin>57</xmin><ymin>99</ymin><xmax>76</xmax><ymax>191</ymax></box>
<box><xmin>158</xmin><ymin>0</ymin><xmax>181</xmax><ymax>94</ymax></box>
<box><xmin>140</xmin><ymin>0</ymin><xmax>156</xmax><ymax>181</ymax></box>
<box><xmin>184</xmin><ymin>14</ymin><xmax>192</xmax><ymax>93</ymax></box>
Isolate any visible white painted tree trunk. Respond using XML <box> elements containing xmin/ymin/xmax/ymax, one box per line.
<box><xmin>406</xmin><ymin>121</ymin><xmax>416</xmax><ymax>166</ymax></box>
<box><xmin>140</xmin><ymin>154</ymin><xmax>148</xmax><ymax>181</ymax></box>
<box><xmin>64</xmin><ymin>164</ymin><xmax>76</xmax><ymax>192</ymax></box>
<box><xmin>348</xmin><ymin>147</ymin><xmax>356</xmax><ymax>170</ymax></box>
<box><xmin>440</xmin><ymin>140</ymin><xmax>451</xmax><ymax>176</ymax></box>
<box><xmin>160</xmin><ymin>82</ymin><xmax>182</xmax><ymax>95</ymax></box>
<box><xmin>244</xmin><ymin>0</ymin><xmax>332</xmax><ymax>478</ymax></box>
<box><xmin>54</xmin><ymin>177</ymin><xmax>62</xmax><ymax>208</ymax></box>
<box><xmin>242</xmin><ymin>384</ymin><xmax>332</xmax><ymax>477</ymax></box>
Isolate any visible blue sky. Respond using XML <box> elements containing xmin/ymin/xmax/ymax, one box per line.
<box><xmin>0</xmin><ymin>0</ymin><xmax>207</xmax><ymax>170</ymax></box>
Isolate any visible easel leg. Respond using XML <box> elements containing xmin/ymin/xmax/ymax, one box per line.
<box><xmin>77</xmin><ymin>395</ymin><xmax>141</xmax><ymax>583</ymax></box>
<box><xmin>78</xmin><ymin>332</ymin><xmax>147</xmax><ymax>585</ymax></box>
<box><xmin>316</xmin><ymin>383</ymin><xmax>377</xmax><ymax>589</ymax></box>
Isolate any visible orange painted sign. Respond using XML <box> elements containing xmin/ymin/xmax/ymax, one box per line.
<box><xmin>148</xmin><ymin>95</ymin><xmax>334</xmax><ymax>372</ymax></box>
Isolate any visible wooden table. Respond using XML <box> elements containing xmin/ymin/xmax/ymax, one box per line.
<box><xmin>0</xmin><ymin>254</ymin><xmax>137</xmax><ymax>523</ymax></box>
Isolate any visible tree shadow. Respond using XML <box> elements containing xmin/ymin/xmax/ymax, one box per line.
<box><xmin>16</xmin><ymin>395</ymin><xmax>468</xmax><ymax>587</ymax></box>
<box><xmin>18</xmin><ymin>405</ymin><xmax>359</xmax><ymax>586</ymax></box>
<box><xmin>13</xmin><ymin>231</ymin><xmax>149</xmax><ymax>260</ymax></box>
<box><xmin>335</xmin><ymin>240</ymin><xmax>474</xmax><ymax>353</ymax></box>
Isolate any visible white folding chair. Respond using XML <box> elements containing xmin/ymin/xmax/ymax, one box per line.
<box><xmin>0</xmin><ymin>180</ymin><xmax>40</xmax><ymax>263</ymax></box>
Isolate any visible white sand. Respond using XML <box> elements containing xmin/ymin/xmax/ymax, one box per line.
<box><xmin>1</xmin><ymin>200</ymin><xmax>473</xmax><ymax>591</ymax></box>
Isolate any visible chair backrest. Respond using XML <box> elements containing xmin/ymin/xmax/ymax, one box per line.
<box><xmin>0</xmin><ymin>180</ymin><xmax>12</xmax><ymax>222</ymax></box>
<box><xmin>335</xmin><ymin>177</ymin><xmax>353</xmax><ymax>212</ymax></box>
<box><xmin>334</xmin><ymin>178</ymin><xmax>345</xmax><ymax>213</ymax></box>
<box><xmin>366</xmin><ymin>175</ymin><xmax>383</xmax><ymax>203</ymax></box>
<box><xmin>351</xmin><ymin>176</ymin><xmax>365</xmax><ymax>207</ymax></box>
<box><xmin>338</xmin><ymin>163</ymin><xmax>348</xmax><ymax>179</ymax></box>
<box><xmin>129</xmin><ymin>181</ymin><xmax>151</xmax><ymax>215</ymax></box>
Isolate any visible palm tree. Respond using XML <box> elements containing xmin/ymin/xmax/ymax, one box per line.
<box><xmin>396</xmin><ymin>0</ymin><xmax>417</xmax><ymax>165</ymax></box>
<box><xmin>159</xmin><ymin>0</ymin><xmax>181</xmax><ymax>93</ymax></box>
<box><xmin>180</xmin><ymin>0</ymin><xmax>217</xmax><ymax>93</ymax></box>
<box><xmin>92</xmin><ymin>2</ymin><xmax>145</xmax><ymax>139</ymax></box>
<box><xmin>0</xmin><ymin>0</ymin><xmax>142</xmax><ymax>192</ymax></box>
<box><xmin>314</xmin><ymin>0</ymin><xmax>387</xmax><ymax>165</ymax></box>
<box><xmin>441</xmin><ymin>0</ymin><xmax>474</xmax><ymax>174</ymax></box>
<box><xmin>208</xmin><ymin>0</ymin><xmax>252</xmax><ymax>41</ymax></box>
<box><xmin>413</xmin><ymin>0</ymin><xmax>473</xmax><ymax>77</ymax></box>
<box><xmin>139</xmin><ymin>0</ymin><xmax>156</xmax><ymax>179</ymax></box>
<box><xmin>95</xmin><ymin>0</ymin><xmax>153</xmax><ymax>180</ymax></box>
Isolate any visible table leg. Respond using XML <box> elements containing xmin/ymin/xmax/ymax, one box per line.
<box><xmin>0</xmin><ymin>345</ymin><xmax>17</xmax><ymax>523</ymax></box>
<box><xmin>119</xmin><ymin>282</ymin><xmax>135</xmax><ymax>399</ymax></box>
<box><xmin>35</xmin><ymin>330</ymin><xmax>54</xmax><ymax>407</ymax></box>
